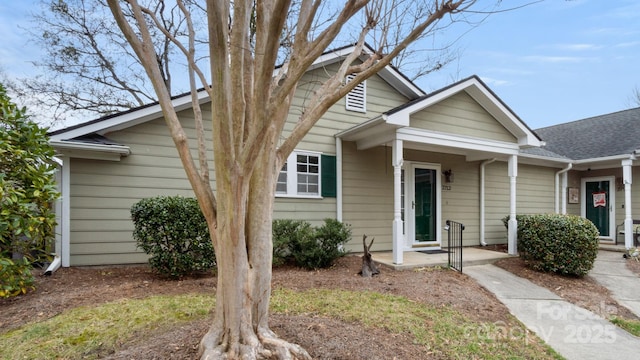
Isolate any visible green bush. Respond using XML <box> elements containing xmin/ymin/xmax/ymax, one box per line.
<box><xmin>515</xmin><ymin>214</ymin><xmax>599</xmax><ymax>277</ymax></box>
<box><xmin>273</xmin><ymin>218</ymin><xmax>351</xmax><ymax>270</ymax></box>
<box><xmin>0</xmin><ymin>257</ymin><xmax>35</xmax><ymax>298</ymax></box>
<box><xmin>0</xmin><ymin>83</ymin><xmax>59</xmax><ymax>265</ymax></box>
<box><xmin>130</xmin><ymin>196</ymin><xmax>215</xmax><ymax>278</ymax></box>
<box><xmin>272</xmin><ymin>219</ymin><xmax>313</xmax><ymax>266</ymax></box>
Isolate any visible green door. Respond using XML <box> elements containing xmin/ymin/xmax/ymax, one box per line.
<box><xmin>414</xmin><ymin>168</ymin><xmax>437</xmax><ymax>242</ymax></box>
<box><xmin>585</xmin><ymin>180</ymin><xmax>610</xmax><ymax>237</ymax></box>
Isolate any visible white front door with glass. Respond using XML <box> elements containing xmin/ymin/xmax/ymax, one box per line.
<box><xmin>403</xmin><ymin>163</ymin><xmax>442</xmax><ymax>249</ymax></box>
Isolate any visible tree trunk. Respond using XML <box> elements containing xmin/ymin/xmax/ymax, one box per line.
<box><xmin>199</xmin><ymin>145</ymin><xmax>311</xmax><ymax>359</ymax></box>
<box><xmin>360</xmin><ymin>235</ymin><xmax>380</xmax><ymax>277</ymax></box>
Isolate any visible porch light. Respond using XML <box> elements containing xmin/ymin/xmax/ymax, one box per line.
<box><xmin>444</xmin><ymin>169</ymin><xmax>454</xmax><ymax>183</ymax></box>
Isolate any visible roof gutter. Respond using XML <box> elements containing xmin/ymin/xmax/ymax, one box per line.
<box><xmin>50</xmin><ymin>140</ymin><xmax>131</xmax><ymax>156</ymax></box>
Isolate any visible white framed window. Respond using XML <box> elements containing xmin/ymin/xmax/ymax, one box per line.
<box><xmin>276</xmin><ymin>150</ymin><xmax>321</xmax><ymax>198</ymax></box>
<box><xmin>345</xmin><ymin>74</ymin><xmax>366</xmax><ymax>113</ymax></box>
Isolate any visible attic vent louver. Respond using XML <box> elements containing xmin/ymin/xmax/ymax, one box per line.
<box><xmin>345</xmin><ymin>74</ymin><xmax>366</xmax><ymax>113</ymax></box>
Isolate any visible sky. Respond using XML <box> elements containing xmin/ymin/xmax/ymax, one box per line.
<box><xmin>0</xmin><ymin>0</ymin><xmax>639</xmax><ymax>130</ymax></box>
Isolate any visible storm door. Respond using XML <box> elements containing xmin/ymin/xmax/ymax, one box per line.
<box><xmin>406</xmin><ymin>163</ymin><xmax>441</xmax><ymax>248</ymax></box>
<box><xmin>582</xmin><ymin>177</ymin><xmax>615</xmax><ymax>239</ymax></box>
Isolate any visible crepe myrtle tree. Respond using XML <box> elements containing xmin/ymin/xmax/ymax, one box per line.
<box><xmin>105</xmin><ymin>0</ymin><xmax>491</xmax><ymax>358</ymax></box>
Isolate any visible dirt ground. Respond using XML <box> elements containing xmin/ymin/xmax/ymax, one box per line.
<box><xmin>2</xmin><ymin>251</ymin><xmax>639</xmax><ymax>359</ymax></box>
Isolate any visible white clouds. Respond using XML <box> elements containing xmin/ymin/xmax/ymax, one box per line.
<box><xmin>615</xmin><ymin>41</ymin><xmax>640</xmax><ymax>48</ymax></box>
<box><xmin>552</xmin><ymin>43</ymin><xmax>603</xmax><ymax>51</ymax></box>
<box><xmin>522</xmin><ymin>55</ymin><xmax>589</xmax><ymax>64</ymax></box>
<box><xmin>479</xmin><ymin>76</ymin><xmax>510</xmax><ymax>87</ymax></box>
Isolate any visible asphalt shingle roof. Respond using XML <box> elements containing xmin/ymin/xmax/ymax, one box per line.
<box><xmin>534</xmin><ymin>107</ymin><xmax>640</xmax><ymax>160</ymax></box>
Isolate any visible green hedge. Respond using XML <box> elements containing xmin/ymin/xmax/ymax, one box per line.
<box><xmin>511</xmin><ymin>214</ymin><xmax>599</xmax><ymax>277</ymax></box>
<box><xmin>273</xmin><ymin>218</ymin><xmax>351</xmax><ymax>270</ymax></box>
<box><xmin>130</xmin><ymin>196</ymin><xmax>215</xmax><ymax>278</ymax></box>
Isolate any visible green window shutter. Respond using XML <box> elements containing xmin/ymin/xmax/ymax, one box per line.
<box><xmin>321</xmin><ymin>154</ymin><xmax>337</xmax><ymax>197</ymax></box>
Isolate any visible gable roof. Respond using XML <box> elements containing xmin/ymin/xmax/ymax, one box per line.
<box><xmin>382</xmin><ymin>75</ymin><xmax>542</xmax><ymax>148</ymax></box>
<box><xmin>49</xmin><ymin>44</ymin><xmax>425</xmax><ymax>142</ymax></box>
<box><xmin>535</xmin><ymin>107</ymin><xmax>640</xmax><ymax>160</ymax></box>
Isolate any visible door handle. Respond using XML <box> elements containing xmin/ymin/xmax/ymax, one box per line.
<box><xmin>412</xmin><ymin>201</ymin><xmax>415</xmax><ymax>209</ymax></box>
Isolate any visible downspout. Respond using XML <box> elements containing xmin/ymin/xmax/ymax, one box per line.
<box><xmin>479</xmin><ymin>158</ymin><xmax>497</xmax><ymax>246</ymax></box>
<box><xmin>44</xmin><ymin>255</ymin><xmax>61</xmax><ymax>276</ymax></box>
<box><xmin>49</xmin><ymin>156</ymin><xmax>64</xmax><ymax>275</ymax></box>
<box><xmin>336</xmin><ymin>137</ymin><xmax>343</xmax><ymax>222</ymax></box>
<box><xmin>61</xmin><ymin>156</ymin><xmax>71</xmax><ymax>267</ymax></box>
<box><xmin>555</xmin><ymin>163</ymin><xmax>572</xmax><ymax>214</ymax></box>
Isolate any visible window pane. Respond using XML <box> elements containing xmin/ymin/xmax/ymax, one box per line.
<box><xmin>276</xmin><ymin>163</ymin><xmax>287</xmax><ymax>194</ymax></box>
<box><xmin>292</xmin><ymin>153</ymin><xmax>320</xmax><ymax>196</ymax></box>
<box><xmin>276</xmin><ymin>183</ymin><xmax>287</xmax><ymax>193</ymax></box>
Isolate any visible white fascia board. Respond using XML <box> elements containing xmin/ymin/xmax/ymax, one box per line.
<box><xmin>307</xmin><ymin>46</ymin><xmax>360</xmax><ymax>71</ymax></box>
<box><xmin>387</xmin><ymin>76</ymin><xmax>540</xmax><ymax>147</ymax></box>
<box><xmin>396</xmin><ymin>128</ymin><xmax>520</xmax><ymax>155</ymax></box>
<box><xmin>50</xmin><ymin>139</ymin><xmax>131</xmax><ymax>155</ymax></box>
<box><xmin>50</xmin><ymin>140</ymin><xmax>130</xmax><ymax>161</ymax></box>
<box><xmin>355</xmin><ymin>131</ymin><xmax>396</xmax><ymax>150</ymax></box>
<box><xmin>307</xmin><ymin>45</ymin><xmax>424</xmax><ymax>100</ymax></box>
<box><xmin>387</xmin><ymin>78</ymin><xmax>484</xmax><ymax>126</ymax></box>
<box><xmin>374</xmin><ymin>65</ymin><xmax>425</xmax><ymax>99</ymax></box>
<box><xmin>334</xmin><ymin>116</ymin><xmax>386</xmax><ymax>140</ymax></box>
<box><xmin>518</xmin><ymin>153</ymin><xmax>573</xmax><ymax>167</ymax></box>
<box><xmin>574</xmin><ymin>154</ymin><xmax>632</xmax><ymax>165</ymax></box>
<box><xmin>462</xmin><ymin>81</ymin><xmax>542</xmax><ymax>148</ymax></box>
<box><xmin>569</xmin><ymin>154</ymin><xmax>638</xmax><ymax>171</ymax></box>
<box><xmin>50</xmin><ymin>89</ymin><xmax>210</xmax><ymax>141</ymax></box>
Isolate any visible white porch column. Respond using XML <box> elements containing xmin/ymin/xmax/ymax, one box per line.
<box><xmin>508</xmin><ymin>155</ymin><xmax>518</xmax><ymax>255</ymax></box>
<box><xmin>623</xmin><ymin>159</ymin><xmax>633</xmax><ymax>249</ymax></box>
<box><xmin>392</xmin><ymin>139</ymin><xmax>404</xmax><ymax>264</ymax></box>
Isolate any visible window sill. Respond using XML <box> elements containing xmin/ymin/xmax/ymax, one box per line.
<box><xmin>275</xmin><ymin>194</ymin><xmax>323</xmax><ymax>200</ymax></box>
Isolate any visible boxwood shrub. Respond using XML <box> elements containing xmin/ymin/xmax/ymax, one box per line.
<box><xmin>131</xmin><ymin>196</ymin><xmax>215</xmax><ymax>278</ymax></box>
<box><xmin>273</xmin><ymin>218</ymin><xmax>351</xmax><ymax>270</ymax></box>
<box><xmin>515</xmin><ymin>214</ymin><xmax>599</xmax><ymax>277</ymax></box>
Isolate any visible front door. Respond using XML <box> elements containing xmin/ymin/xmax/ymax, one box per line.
<box><xmin>582</xmin><ymin>177</ymin><xmax>615</xmax><ymax>239</ymax></box>
<box><xmin>406</xmin><ymin>164</ymin><xmax>441</xmax><ymax>248</ymax></box>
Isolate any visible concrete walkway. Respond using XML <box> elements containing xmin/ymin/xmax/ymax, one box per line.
<box><xmin>591</xmin><ymin>250</ymin><xmax>640</xmax><ymax>317</ymax></box>
<box><xmin>465</xmin><ymin>262</ymin><xmax>640</xmax><ymax>360</ymax></box>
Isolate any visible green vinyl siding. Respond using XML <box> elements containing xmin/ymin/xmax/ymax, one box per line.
<box><xmin>410</xmin><ymin>92</ymin><xmax>516</xmax><ymax>143</ymax></box>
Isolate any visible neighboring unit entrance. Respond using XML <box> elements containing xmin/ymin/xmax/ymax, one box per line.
<box><xmin>582</xmin><ymin>177</ymin><xmax>615</xmax><ymax>240</ymax></box>
<box><xmin>404</xmin><ymin>163</ymin><xmax>441</xmax><ymax>249</ymax></box>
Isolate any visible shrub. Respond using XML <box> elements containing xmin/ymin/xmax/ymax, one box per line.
<box><xmin>275</xmin><ymin>218</ymin><xmax>351</xmax><ymax>270</ymax></box>
<box><xmin>272</xmin><ymin>219</ymin><xmax>313</xmax><ymax>266</ymax></box>
<box><xmin>516</xmin><ymin>213</ymin><xmax>599</xmax><ymax>277</ymax></box>
<box><xmin>0</xmin><ymin>83</ymin><xmax>59</xmax><ymax>265</ymax></box>
<box><xmin>0</xmin><ymin>257</ymin><xmax>35</xmax><ymax>298</ymax></box>
<box><xmin>131</xmin><ymin>196</ymin><xmax>215</xmax><ymax>278</ymax></box>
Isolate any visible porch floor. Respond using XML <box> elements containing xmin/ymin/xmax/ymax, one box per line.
<box><xmin>371</xmin><ymin>247</ymin><xmax>512</xmax><ymax>271</ymax></box>
<box><xmin>599</xmin><ymin>243</ymin><xmax>633</xmax><ymax>252</ymax></box>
